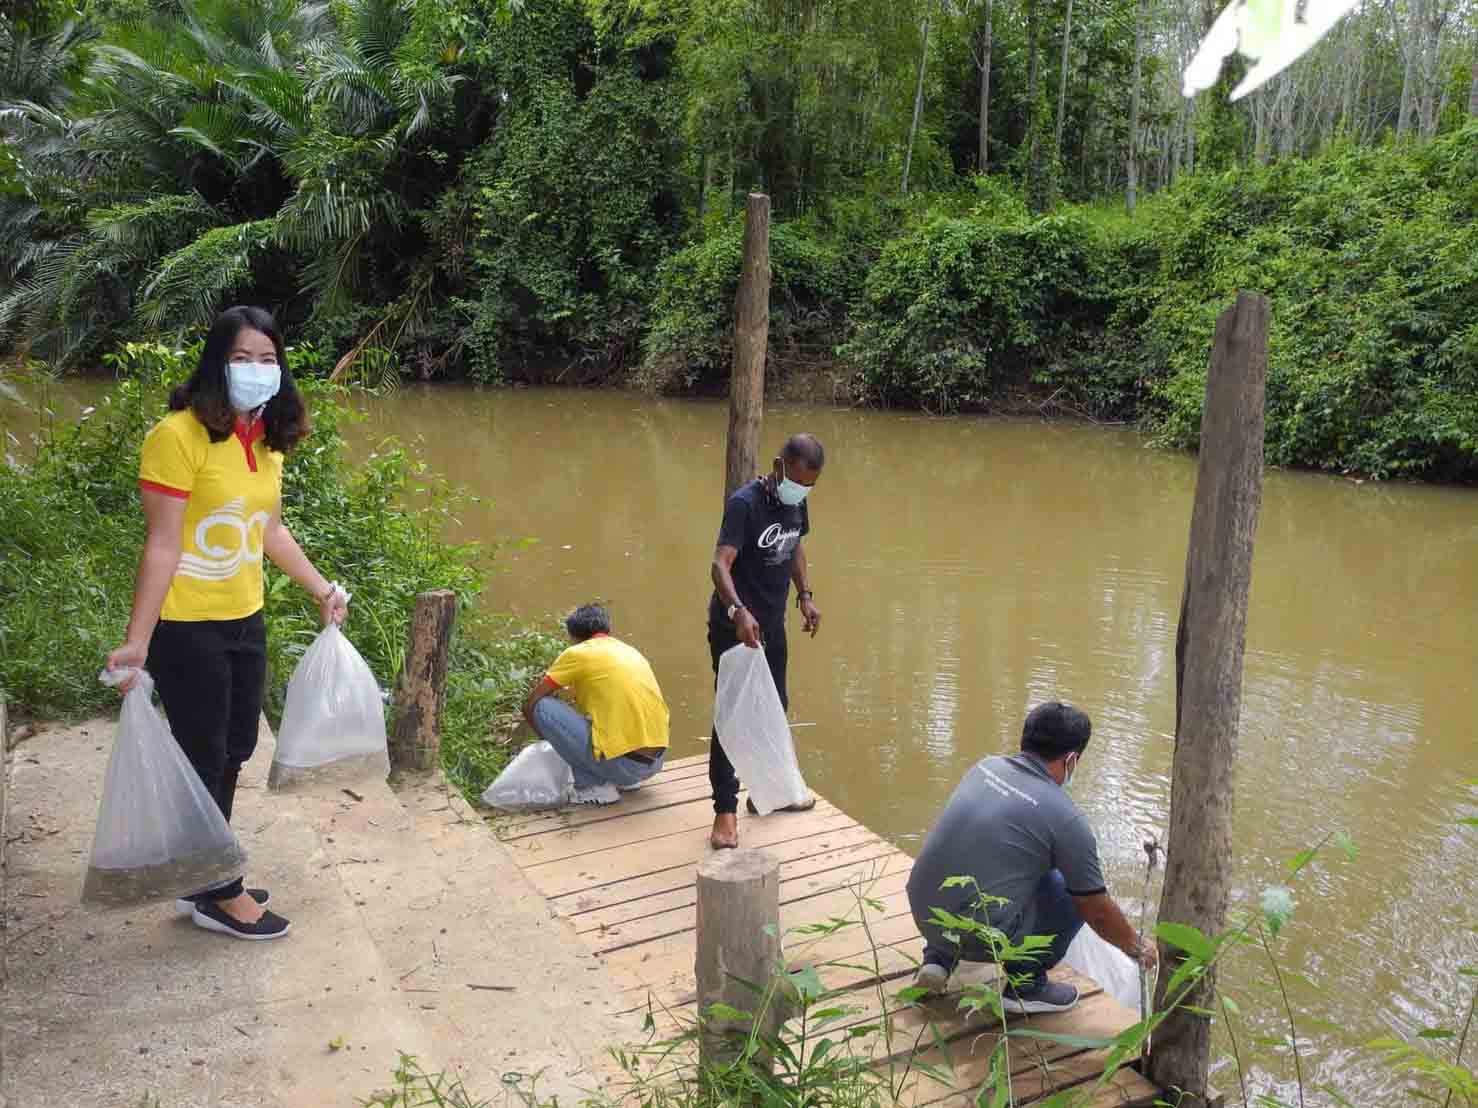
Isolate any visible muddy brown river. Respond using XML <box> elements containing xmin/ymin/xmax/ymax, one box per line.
<box><xmin>9</xmin><ymin>379</ymin><xmax>1476</xmax><ymax>1103</ymax></box>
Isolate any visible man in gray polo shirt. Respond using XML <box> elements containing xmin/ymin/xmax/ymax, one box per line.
<box><xmin>906</xmin><ymin>702</ymin><xmax>1156</xmax><ymax>1013</ymax></box>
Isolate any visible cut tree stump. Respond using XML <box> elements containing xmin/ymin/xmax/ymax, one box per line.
<box><xmin>390</xmin><ymin>589</ymin><xmax>458</xmax><ymax>772</ymax></box>
<box><xmin>695</xmin><ymin>847</ymin><xmax>783</xmax><ymax>1069</ymax></box>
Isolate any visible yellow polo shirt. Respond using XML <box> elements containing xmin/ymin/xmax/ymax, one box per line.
<box><xmin>138</xmin><ymin>409</ymin><xmax>284</xmax><ymax>622</ymax></box>
<box><xmin>546</xmin><ymin>635</ymin><xmax>670</xmax><ymax>760</ymax></box>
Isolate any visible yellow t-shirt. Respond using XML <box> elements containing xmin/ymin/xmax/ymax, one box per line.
<box><xmin>545</xmin><ymin>635</ymin><xmax>671</xmax><ymax>760</ymax></box>
<box><xmin>139</xmin><ymin>409</ymin><xmax>284</xmax><ymax>622</ymax></box>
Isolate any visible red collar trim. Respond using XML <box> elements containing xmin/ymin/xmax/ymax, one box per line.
<box><xmin>234</xmin><ymin>415</ymin><xmax>264</xmax><ymax>472</ymax></box>
<box><xmin>589</xmin><ymin>632</ymin><xmax>611</xmax><ymax>639</ymax></box>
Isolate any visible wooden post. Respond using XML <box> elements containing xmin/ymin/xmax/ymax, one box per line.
<box><xmin>389</xmin><ymin>589</ymin><xmax>458</xmax><ymax>772</ymax></box>
<box><xmin>695</xmin><ymin>848</ymin><xmax>784</xmax><ymax>1070</ymax></box>
<box><xmin>725</xmin><ymin>193</ymin><xmax>770</xmax><ymax>499</ymax></box>
<box><xmin>1149</xmin><ymin>292</ymin><xmax>1268</xmax><ymax>1107</ymax></box>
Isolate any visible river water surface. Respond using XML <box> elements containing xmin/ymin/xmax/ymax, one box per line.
<box><xmin>9</xmin><ymin>380</ymin><xmax>1477</xmax><ymax>1102</ymax></box>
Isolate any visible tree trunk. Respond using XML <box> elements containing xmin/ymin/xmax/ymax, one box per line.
<box><xmin>1469</xmin><ymin>59</ymin><xmax>1478</xmax><ymax>117</ymax></box>
<box><xmin>1397</xmin><ymin>0</ymin><xmax>1419</xmax><ymax>137</ymax></box>
<box><xmin>977</xmin><ymin>0</ymin><xmax>993</xmax><ymax>172</ymax></box>
<box><xmin>1054</xmin><ymin>0</ymin><xmax>1074</xmax><ymax>163</ymax></box>
<box><xmin>389</xmin><ymin>590</ymin><xmax>458</xmax><ymax>772</ymax></box>
<box><xmin>902</xmin><ymin>2</ymin><xmax>932</xmax><ymax>195</ymax></box>
<box><xmin>726</xmin><ymin>194</ymin><xmax>770</xmax><ymax>499</ymax></box>
<box><xmin>1026</xmin><ymin>0</ymin><xmax>1044</xmax><ymax>209</ymax></box>
<box><xmin>1149</xmin><ymin>292</ymin><xmax>1268</xmax><ymax>1108</ymax></box>
<box><xmin>1417</xmin><ymin>0</ymin><xmax>1448</xmax><ymax>139</ymax></box>
<box><xmin>1126</xmin><ymin>0</ymin><xmax>1147</xmax><ymax>213</ymax></box>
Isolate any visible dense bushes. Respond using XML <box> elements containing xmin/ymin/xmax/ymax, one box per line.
<box><xmin>439</xmin><ymin>4</ymin><xmax>685</xmax><ymax>382</ymax></box>
<box><xmin>841</xmin><ymin>206</ymin><xmax>1124</xmax><ymax>414</ymax></box>
<box><xmin>1132</xmin><ymin>124</ymin><xmax>1478</xmax><ymax>478</ymax></box>
<box><xmin>640</xmin><ymin>214</ymin><xmax>860</xmax><ymax>392</ymax></box>
<box><xmin>0</xmin><ymin>349</ymin><xmax>560</xmax><ymax>796</ymax></box>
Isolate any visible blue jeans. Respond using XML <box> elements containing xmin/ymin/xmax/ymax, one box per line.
<box><xmin>530</xmin><ymin>697</ymin><xmax>664</xmax><ymax>791</ymax></box>
<box><xmin>921</xmin><ymin>870</ymin><xmax>1085</xmax><ymax>989</ymax></box>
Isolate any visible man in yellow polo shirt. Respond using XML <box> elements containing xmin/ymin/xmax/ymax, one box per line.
<box><xmin>522</xmin><ymin>604</ymin><xmax>670</xmax><ymax>806</ymax></box>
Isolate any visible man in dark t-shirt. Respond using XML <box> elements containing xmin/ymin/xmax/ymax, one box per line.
<box><xmin>906</xmin><ymin>702</ymin><xmax>1158</xmax><ymax>1013</ymax></box>
<box><xmin>706</xmin><ymin>433</ymin><xmax>825</xmax><ymax>850</ymax></box>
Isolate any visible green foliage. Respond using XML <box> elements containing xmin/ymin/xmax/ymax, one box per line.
<box><xmin>1134</xmin><ymin>124</ymin><xmax>1478</xmax><ymax>479</ymax></box>
<box><xmin>843</xmin><ymin>205</ymin><xmax>1121</xmax><ymax>414</ymax></box>
<box><xmin>438</xmin><ymin>1</ymin><xmax>684</xmax><ymax>382</ymax></box>
<box><xmin>0</xmin><ymin>0</ymin><xmax>462</xmax><ymax>366</ymax></box>
<box><xmin>641</xmin><ymin>213</ymin><xmax>858</xmax><ymax>392</ymax></box>
<box><xmin>0</xmin><ymin>348</ymin><xmax>560</xmax><ymax>797</ymax></box>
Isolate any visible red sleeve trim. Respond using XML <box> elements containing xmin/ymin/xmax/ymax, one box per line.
<box><xmin>139</xmin><ymin>479</ymin><xmax>190</xmax><ymax>500</ymax></box>
<box><xmin>544</xmin><ymin>675</ymin><xmax>564</xmax><ymax>689</ymax></box>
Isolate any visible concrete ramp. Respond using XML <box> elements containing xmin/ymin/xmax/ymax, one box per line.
<box><xmin>2</xmin><ymin>718</ymin><xmax>627</xmax><ymax>1108</ymax></box>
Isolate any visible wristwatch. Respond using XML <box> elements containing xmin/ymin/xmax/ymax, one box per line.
<box><xmin>796</xmin><ymin>589</ymin><xmax>814</xmax><ymax>607</ymax></box>
<box><xmin>727</xmin><ymin>602</ymin><xmax>746</xmax><ymax>622</ymax></box>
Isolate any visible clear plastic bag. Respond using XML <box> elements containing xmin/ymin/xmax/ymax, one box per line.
<box><xmin>82</xmin><ymin>668</ymin><xmax>247</xmax><ymax>907</ymax></box>
<box><xmin>1061</xmin><ymin>925</ymin><xmax>1143</xmax><ymax>1009</ymax></box>
<box><xmin>269</xmin><ymin>625</ymin><xmax>389</xmax><ymax>791</ymax></box>
<box><xmin>480</xmin><ymin>741</ymin><xmax>573</xmax><ymax>810</ymax></box>
<box><xmin>713</xmin><ymin>643</ymin><xmax>810</xmax><ymax>814</ymax></box>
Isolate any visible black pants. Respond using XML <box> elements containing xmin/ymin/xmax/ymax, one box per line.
<box><xmin>148</xmin><ymin>611</ymin><xmax>268</xmax><ymax>901</ymax></box>
<box><xmin>707</xmin><ymin>611</ymin><xmax>788</xmax><ymax>815</ymax></box>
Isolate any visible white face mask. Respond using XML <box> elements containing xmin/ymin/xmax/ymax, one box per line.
<box><xmin>1063</xmin><ymin>753</ymin><xmax>1079</xmax><ymax>788</ymax></box>
<box><xmin>227</xmin><ymin>361</ymin><xmax>281</xmax><ymax>412</ymax></box>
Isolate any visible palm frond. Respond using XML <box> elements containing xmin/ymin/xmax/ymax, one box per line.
<box><xmin>275</xmin><ymin>174</ymin><xmax>404</xmax><ymax>247</ymax></box>
<box><xmin>136</xmin><ymin>218</ymin><xmax>277</xmax><ymax>329</ymax></box>
<box><xmin>86</xmin><ymin>192</ymin><xmax>222</xmax><ymax>260</ymax></box>
<box><xmin>168</xmin><ymin>101</ymin><xmax>258</xmax><ymax>164</ymax></box>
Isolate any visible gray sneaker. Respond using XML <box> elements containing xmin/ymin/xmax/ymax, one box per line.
<box><xmin>1001</xmin><ymin>979</ymin><xmax>1080</xmax><ymax>1015</ymax></box>
<box><xmin>914</xmin><ymin>963</ymin><xmax>950</xmax><ymax>995</ymax></box>
<box><xmin>571</xmin><ymin>782</ymin><xmax>620</xmax><ymax>806</ymax></box>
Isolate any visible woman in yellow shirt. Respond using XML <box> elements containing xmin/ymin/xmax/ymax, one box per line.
<box><xmin>106</xmin><ymin>306</ymin><xmax>347</xmax><ymax>941</ymax></box>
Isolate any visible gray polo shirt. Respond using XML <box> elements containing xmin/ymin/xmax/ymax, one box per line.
<box><xmin>907</xmin><ymin>754</ymin><xmax>1107</xmax><ymax>944</ymax></box>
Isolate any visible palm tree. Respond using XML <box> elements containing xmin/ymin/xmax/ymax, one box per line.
<box><xmin>0</xmin><ymin>0</ymin><xmax>458</xmax><ymax>366</ymax></box>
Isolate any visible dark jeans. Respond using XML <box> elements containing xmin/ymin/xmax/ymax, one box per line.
<box><xmin>148</xmin><ymin>611</ymin><xmax>268</xmax><ymax>901</ymax></box>
<box><xmin>921</xmin><ymin>870</ymin><xmax>1085</xmax><ymax>990</ymax></box>
<box><xmin>707</xmin><ymin>610</ymin><xmax>788</xmax><ymax>815</ymax></box>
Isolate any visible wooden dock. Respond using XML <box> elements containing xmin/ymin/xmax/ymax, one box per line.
<box><xmin>497</xmin><ymin>754</ymin><xmax>1162</xmax><ymax>1106</ymax></box>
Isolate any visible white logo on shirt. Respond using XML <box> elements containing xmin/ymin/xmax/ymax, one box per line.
<box><xmin>175</xmin><ymin>497</ymin><xmax>270</xmax><ymax>582</ymax></box>
<box><xmin>758</xmin><ymin>524</ymin><xmax>801</xmax><ymax>549</ymax></box>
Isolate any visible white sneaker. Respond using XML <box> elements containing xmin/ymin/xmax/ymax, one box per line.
<box><xmin>914</xmin><ymin>963</ymin><xmax>950</xmax><ymax>995</ymax></box>
<box><xmin>616</xmin><ymin>781</ymin><xmax>643</xmax><ymax>793</ymax></box>
<box><xmin>571</xmin><ymin>783</ymin><xmax>620</xmax><ymax>806</ymax></box>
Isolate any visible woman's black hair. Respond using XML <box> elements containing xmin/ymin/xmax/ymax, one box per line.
<box><xmin>169</xmin><ymin>305</ymin><xmax>310</xmax><ymax>453</ymax></box>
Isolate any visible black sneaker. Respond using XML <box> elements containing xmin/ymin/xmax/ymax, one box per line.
<box><xmin>1001</xmin><ymin>980</ymin><xmax>1079</xmax><ymax>1015</ymax></box>
<box><xmin>190</xmin><ymin>900</ymin><xmax>292</xmax><ymax>941</ymax></box>
<box><xmin>174</xmin><ymin>888</ymin><xmax>269</xmax><ymax>917</ymax></box>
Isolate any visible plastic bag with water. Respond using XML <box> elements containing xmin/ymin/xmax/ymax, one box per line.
<box><xmin>82</xmin><ymin>668</ymin><xmax>247</xmax><ymax>907</ymax></box>
<box><xmin>269</xmin><ymin>624</ymin><xmax>389</xmax><ymax>790</ymax></box>
<box><xmin>713</xmin><ymin>642</ymin><xmax>810</xmax><ymax>814</ymax></box>
<box><xmin>1061</xmin><ymin>924</ymin><xmax>1142</xmax><ymax>1009</ymax></box>
<box><xmin>480</xmin><ymin>741</ymin><xmax>574</xmax><ymax>810</ymax></box>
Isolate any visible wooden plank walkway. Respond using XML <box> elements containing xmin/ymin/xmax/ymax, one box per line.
<box><xmin>497</xmin><ymin>754</ymin><xmax>1162</xmax><ymax>1107</ymax></box>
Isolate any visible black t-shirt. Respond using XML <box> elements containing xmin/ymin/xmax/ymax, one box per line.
<box><xmin>709</xmin><ymin>478</ymin><xmax>810</xmax><ymax>626</ymax></box>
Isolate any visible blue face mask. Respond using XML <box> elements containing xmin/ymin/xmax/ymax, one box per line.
<box><xmin>227</xmin><ymin>361</ymin><xmax>281</xmax><ymax>412</ymax></box>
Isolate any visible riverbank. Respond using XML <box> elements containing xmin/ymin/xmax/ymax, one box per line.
<box><xmin>2</xmin><ymin>713</ymin><xmax>627</xmax><ymax>1107</ymax></box>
